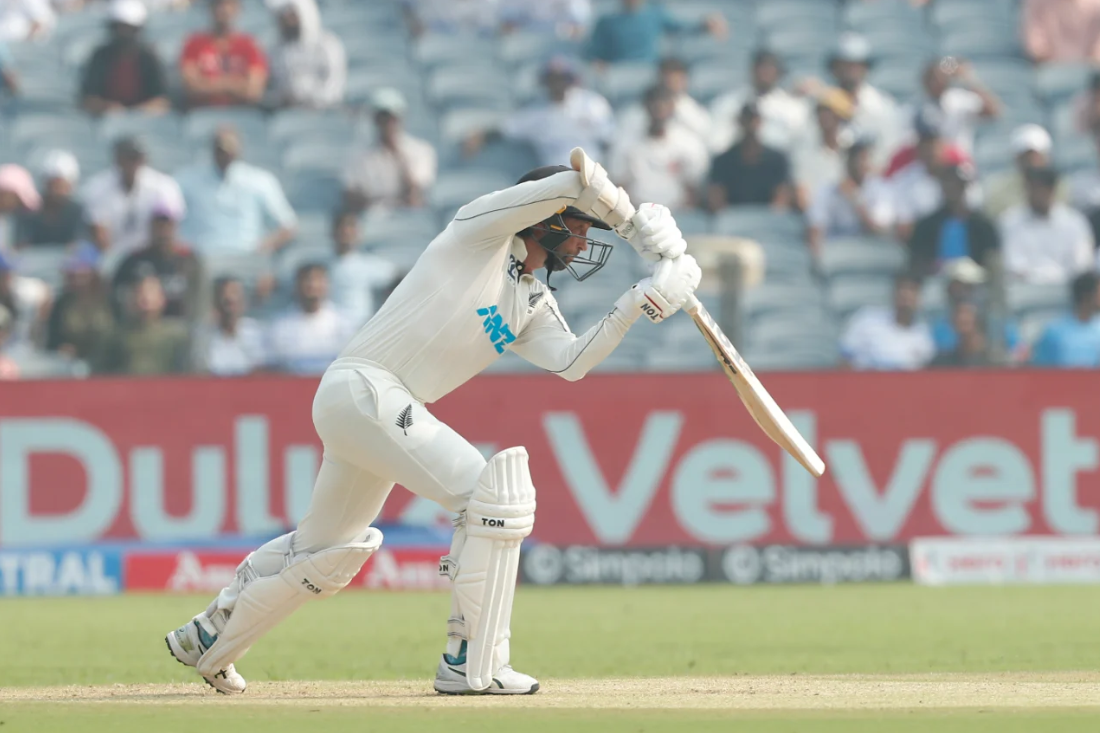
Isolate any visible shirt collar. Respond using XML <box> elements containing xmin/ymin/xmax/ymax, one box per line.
<box><xmin>510</xmin><ymin>235</ymin><xmax>527</xmax><ymax>263</ymax></box>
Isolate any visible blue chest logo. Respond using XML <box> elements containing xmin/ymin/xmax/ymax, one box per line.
<box><xmin>476</xmin><ymin>305</ymin><xmax>516</xmax><ymax>354</ymax></box>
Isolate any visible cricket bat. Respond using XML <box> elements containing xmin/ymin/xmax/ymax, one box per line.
<box><xmin>684</xmin><ymin>294</ymin><xmax>826</xmax><ymax>478</ymax></box>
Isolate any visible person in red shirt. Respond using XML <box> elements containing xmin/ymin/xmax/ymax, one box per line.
<box><xmin>180</xmin><ymin>0</ymin><xmax>268</xmax><ymax>109</ymax></box>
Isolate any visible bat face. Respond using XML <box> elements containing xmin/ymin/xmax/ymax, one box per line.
<box><xmin>687</xmin><ymin>302</ymin><xmax>826</xmax><ymax>478</ymax></box>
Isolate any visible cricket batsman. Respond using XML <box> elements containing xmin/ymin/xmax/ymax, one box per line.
<box><xmin>165</xmin><ymin>148</ymin><xmax>701</xmax><ymax>695</ymax></box>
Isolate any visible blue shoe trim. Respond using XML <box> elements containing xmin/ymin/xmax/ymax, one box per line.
<box><xmin>443</xmin><ymin>639</ymin><xmax>467</xmax><ymax>666</ymax></box>
<box><xmin>194</xmin><ymin>621</ymin><xmax>218</xmax><ymax>652</ymax></box>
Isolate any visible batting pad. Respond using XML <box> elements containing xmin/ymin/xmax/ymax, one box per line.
<box><xmin>454</xmin><ymin>447</ymin><xmax>536</xmax><ymax>690</ymax></box>
<box><xmin>197</xmin><ymin>528</ymin><xmax>383</xmax><ymax>676</ymax></box>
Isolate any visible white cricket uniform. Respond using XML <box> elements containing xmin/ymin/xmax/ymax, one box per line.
<box><xmin>292</xmin><ymin>168</ymin><xmax>641</xmax><ymax>554</ymax></box>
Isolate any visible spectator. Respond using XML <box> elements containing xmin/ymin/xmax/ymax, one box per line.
<box><xmin>1031</xmin><ymin>272</ymin><xmax>1100</xmax><ymax>366</ymax></box>
<box><xmin>1068</xmin><ymin>120</ymin><xmax>1100</xmax><ymax>239</ymax></box>
<box><xmin>0</xmin><ymin>247</ymin><xmax>50</xmax><ymax>348</ymax></box>
<box><xmin>342</xmin><ymin>89</ymin><xmax>437</xmax><ymax>213</ymax></box>
<box><xmin>908</xmin><ymin>162</ymin><xmax>999</xmax><ymax>278</ymax></box>
<box><xmin>814</xmin><ymin>33</ymin><xmax>901</xmax><ymax>168</ymax></box>
<box><xmin>710</xmin><ymin>49</ymin><xmax>810</xmax><ymax>153</ymax></box>
<box><xmin>807</xmin><ymin>139</ymin><xmax>894</xmax><ymax>255</ymax></box>
<box><xmin>0</xmin><ymin>304</ymin><xmax>17</xmax><ymax>379</ymax></box>
<box><xmin>1001</xmin><ymin>166</ymin><xmax>1094</xmax><ymax>284</ymax></box>
<box><xmin>984</xmin><ymin>124</ymin><xmax>1066</xmax><ymax>219</ymax></box>
<box><xmin>467</xmin><ymin>56</ymin><xmax>614</xmax><ymax>167</ymax></box>
<box><xmin>402</xmin><ymin>0</ymin><xmax>499</xmax><ymax>38</ymax></box>
<box><xmin>82</xmin><ymin>136</ymin><xmax>185</xmax><ymax>255</ymax></box>
<box><xmin>929</xmin><ymin>301</ymin><xmax>993</xmax><ymax>368</ymax></box>
<box><xmin>97</xmin><ymin>273</ymin><xmax>190</xmax><ymax>375</ymax></box>
<box><xmin>113</xmin><ymin>200</ymin><xmax>203</xmax><ymax>322</ymax></box>
<box><xmin>927</xmin><ymin>257</ymin><xmax>1020</xmax><ymax>357</ymax></box>
<box><xmin>16</xmin><ymin>150</ymin><xmax>84</xmax><ymax>248</ymax></box>
<box><xmin>328</xmin><ymin>209</ymin><xmax>399</xmax><ymax>327</ymax></box>
<box><xmin>44</xmin><ymin>241</ymin><xmax>114</xmax><ymax>364</ymax></box>
<box><xmin>79</xmin><ymin>0</ymin><xmax>169</xmax><ymax>117</ymax></box>
<box><xmin>180</xmin><ymin>0</ymin><xmax>267</xmax><ymax>109</ymax></box>
<box><xmin>619</xmin><ymin>57</ymin><xmax>711</xmax><ymax>145</ymax></box>
<box><xmin>267</xmin><ymin>0</ymin><xmax>345</xmax><ymax>109</ymax></box>
<box><xmin>0</xmin><ymin>0</ymin><xmax>54</xmax><ymax>42</ymax></box>
<box><xmin>176</xmin><ymin>127</ymin><xmax>297</xmax><ymax>255</ymax></box>
<box><xmin>884</xmin><ymin>108</ymin><xmax>974</xmax><ymax>239</ymax></box>
<box><xmin>586</xmin><ymin>0</ymin><xmax>725</xmax><ymax>65</ymax></box>
<box><xmin>265</xmin><ymin>262</ymin><xmax>352</xmax><ymax>375</ymax></box>
<box><xmin>198</xmin><ymin>276</ymin><xmax>265</xmax><ymax>376</ymax></box>
<box><xmin>1023</xmin><ymin>0</ymin><xmax>1100</xmax><ymax>64</ymax></box>
<box><xmin>914</xmin><ymin>57</ymin><xmax>1001</xmax><ymax>155</ymax></box>
<box><xmin>706</xmin><ymin>102</ymin><xmax>794</xmax><ymax>212</ymax></box>
<box><xmin>497</xmin><ymin>0</ymin><xmax>591</xmax><ymax>38</ymax></box>
<box><xmin>0</xmin><ymin>39</ymin><xmax>18</xmax><ymax>96</ymax></box>
<box><xmin>840</xmin><ymin>272</ymin><xmax>934</xmax><ymax>370</ymax></box>
<box><xmin>0</xmin><ymin>164</ymin><xmax>40</xmax><ymax>251</ymax></box>
<box><xmin>1072</xmin><ymin>71</ymin><xmax>1100</xmax><ymax>135</ymax></box>
<box><xmin>609</xmin><ymin>84</ymin><xmax>709</xmax><ymax>210</ymax></box>
<box><xmin>792</xmin><ymin>87</ymin><xmax>855</xmax><ymax>209</ymax></box>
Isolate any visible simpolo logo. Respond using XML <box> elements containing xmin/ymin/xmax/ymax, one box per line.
<box><xmin>720</xmin><ymin>545</ymin><xmax>908</xmax><ymax>585</ymax></box>
<box><xmin>522</xmin><ymin>545</ymin><xmax>706</xmax><ymax>585</ymax></box>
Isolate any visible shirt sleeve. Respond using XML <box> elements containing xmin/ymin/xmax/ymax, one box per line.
<box><xmin>260</xmin><ymin>173</ymin><xmax>297</xmax><ymax>228</ymax></box>
<box><xmin>245</xmin><ymin>37</ymin><xmax>268</xmax><ymax>72</ymax></box>
<box><xmin>839</xmin><ymin>311</ymin><xmax>871</xmax><ymax>366</ymax></box>
<box><xmin>142</xmin><ymin>47</ymin><xmax>168</xmax><ymax>99</ymax></box>
<box><xmin>1030</xmin><ymin>325</ymin><xmax>1056</xmax><ymax>366</ymax></box>
<box><xmin>80</xmin><ymin>47</ymin><xmax>107</xmax><ymax>97</ymax></box>
<box><xmin>318</xmin><ymin>34</ymin><xmax>346</xmax><ymax>105</ymax></box>
<box><xmin>179</xmin><ymin>35</ymin><xmax>202</xmax><ymax>67</ymax></box>
<box><xmin>657</xmin><ymin>4</ymin><xmax>689</xmax><ymax>33</ymax></box>
<box><xmin>510</xmin><ymin>291</ymin><xmax>640</xmax><ymax>380</ymax></box>
<box><xmin>584</xmin><ymin>17</ymin><xmax>611</xmax><ymax>60</ymax></box>
<box><xmin>449</xmin><ymin>167</ymin><xmax>588</xmax><ymax>248</ymax></box>
<box><xmin>806</xmin><ymin>185</ymin><xmax>832</xmax><ymax>229</ymax></box>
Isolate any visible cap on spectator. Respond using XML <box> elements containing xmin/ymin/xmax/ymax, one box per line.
<box><xmin>1009</xmin><ymin>124</ymin><xmax>1052</xmax><ymax>156</ymax></box>
<box><xmin>40</xmin><ymin>150</ymin><xmax>80</xmax><ymax>184</ymax></box>
<box><xmin>63</xmin><ymin>241</ymin><xmax>101</xmax><ymax>273</ymax></box>
<box><xmin>943</xmin><ymin>257</ymin><xmax>986</xmax><ymax>285</ymax></box>
<box><xmin>831</xmin><ymin>33</ymin><xmax>873</xmax><ymax>65</ymax></box>
<box><xmin>541</xmin><ymin>55</ymin><xmax>579</xmax><ymax>83</ymax></box>
<box><xmin>151</xmin><ymin>197</ymin><xmax>183</xmax><ymax>221</ymax></box>
<box><xmin>114</xmin><ymin>135</ymin><xmax>147</xmax><ymax>158</ymax></box>
<box><xmin>1024</xmin><ymin>165</ymin><xmax>1059</xmax><ymax>187</ymax></box>
<box><xmin>815</xmin><ymin>87</ymin><xmax>854</xmax><ymax>121</ymax></box>
<box><xmin>110</xmin><ymin>0</ymin><xmax>148</xmax><ymax>26</ymax></box>
<box><xmin>0</xmin><ymin>165</ymin><xmax>41</xmax><ymax>211</ymax></box>
<box><xmin>371</xmin><ymin>87</ymin><xmax>408</xmax><ymax>117</ymax></box>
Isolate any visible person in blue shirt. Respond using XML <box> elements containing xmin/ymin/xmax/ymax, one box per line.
<box><xmin>1030</xmin><ymin>272</ymin><xmax>1100</xmax><ymax>367</ymax></box>
<box><xmin>586</xmin><ymin>0</ymin><xmax>726</xmax><ymax>65</ymax></box>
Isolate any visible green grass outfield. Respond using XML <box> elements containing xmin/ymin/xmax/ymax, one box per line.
<box><xmin>1</xmin><ymin>584</ymin><xmax>1100</xmax><ymax>731</ymax></box>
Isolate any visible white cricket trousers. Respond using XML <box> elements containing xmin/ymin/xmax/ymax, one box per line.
<box><xmin>294</xmin><ymin>357</ymin><xmax>489</xmax><ymax>553</ymax></box>
<box><xmin>209</xmin><ymin>358</ymin><xmax>487</xmax><ymax>614</ymax></box>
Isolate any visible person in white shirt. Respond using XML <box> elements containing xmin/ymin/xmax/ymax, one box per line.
<box><xmin>841</xmin><ymin>272</ymin><xmax>934</xmax><ymax>370</ymax></box>
<box><xmin>610</xmin><ymin>84</ymin><xmax>709</xmax><ymax>210</ymax></box>
<box><xmin>820</xmin><ymin>33</ymin><xmax>902</xmax><ymax>169</ymax></box>
<box><xmin>911</xmin><ymin>57</ymin><xmax>1000</xmax><ymax>155</ymax></box>
<box><xmin>807</xmin><ymin>139</ymin><xmax>894</xmax><ymax>255</ymax></box>
<box><xmin>163</xmin><ymin>149</ymin><xmax>700</xmax><ymax>698</ymax></box>
<box><xmin>793</xmin><ymin>87</ymin><xmax>855</xmax><ymax>210</ymax></box>
<box><xmin>265</xmin><ymin>262</ymin><xmax>354</xmax><ymax>375</ymax></box>
<box><xmin>618</xmin><ymin>56</ymin><xmax>710</xmax><ymax>145</ymax></box>
<box><xmin>200</xmin><ymin>276</ymin><xmax>265</xmax><ymax>376</ymax></box>
<box><xmin>0</xmin><ymin>0</ymin><xmax>54</xmax><ymax>42</ymax></box>
<box><xmin>710</xmin><ymin>48</ymin><xmax>810</xmax><ymax>153</ymax></box>
<box><xmin>267</xmin><ymin>0</ymin><xmax>346</xmax><ymax>109</ymax></box>
<box><xmin>82</xmin><ymin>136</ymin><xmax>185</xmax><ymax>255</ymax></box>
<box><xmin>342</xmin><ymin>88</ymin><xmax>437</xmax><ymax>213</ymax></box>
<box><xmin>1000</xmin><ymin>165</ymin><xmax>1095</xmax><ymax>284</ymax></box>
<box><xmin>467</xmin><ymin>55</ymin><xmax>614</xmax><ymax>167</ymax></box>
<box><xmin>1068</xmin><ymin>120</ymin><xmax>1100</xmax><ymax>216</ymax></box>
<box><xmin>985</xmin><ymin>124</ymin><xmax>1067</xmax><ymax>219</ymax></box>
<box><xmin>328</xmin><ymin>208</ymin><xmax>400</xmax><ymax>327</ymax></box>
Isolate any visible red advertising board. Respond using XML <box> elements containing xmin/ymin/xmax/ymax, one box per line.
<box><xmin>1</xmin><ymin>371</ymin><xmax>1099</xmax><ymax>547</ymax></box>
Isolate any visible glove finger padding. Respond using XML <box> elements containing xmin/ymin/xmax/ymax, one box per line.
<box><xmin>628</xmin><ymin>203</ymin><xmax>688</xmax><ymax>261</ymax></box>
<box><xmin>570</xmin><ymin>147</ymin><xmax>635</xmax><ymax>229</ymax></box>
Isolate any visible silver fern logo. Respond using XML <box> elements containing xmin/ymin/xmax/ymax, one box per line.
<box><xmin>395</xmin><ymin>404</ymin><xmax>414</xmax><ymax>435</ymax></box>
<box><xmin>528</xmin><ymin>291</ymin><xmax>544</xmax><ymax>311</ymax></box>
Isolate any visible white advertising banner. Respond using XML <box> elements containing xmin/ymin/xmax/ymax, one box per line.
<box><xmin>911</xmin><ymin>537</ymin><xmax>1100</xmax><ymax>585</ymax></box>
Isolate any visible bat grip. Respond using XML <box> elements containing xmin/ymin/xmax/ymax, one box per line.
<box><xmin>684</xmin><ymin>293</ymin><xmax>702</xmax><ymax>315</ymax></box>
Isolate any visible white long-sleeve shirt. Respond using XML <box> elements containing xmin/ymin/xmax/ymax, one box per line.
<box><xmin>338</xmin><ymin>169</ymin><xmax>640</xmax><ymax>403</ymax></box>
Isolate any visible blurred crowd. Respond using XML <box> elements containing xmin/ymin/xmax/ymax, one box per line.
<box><xmin>2</xmin><ymin>0</ymin><xmax>1100</xmax><ymax>379</ymax></box>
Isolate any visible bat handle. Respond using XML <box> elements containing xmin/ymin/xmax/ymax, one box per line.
<box><xmin>684</xmin><ymin>293</ymin><xmax>702</xmax><ymax>315</ymax></box>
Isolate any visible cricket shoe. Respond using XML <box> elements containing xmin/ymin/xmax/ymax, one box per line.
<box><xmin>434</xmin><ymin>643</ymin><xmax>539</xmax><ymax>695</ymax></box>
<box><xmin>165</xmin><ymin>612</ymin><xmax>247</xmax><ymax>695</ymax></box>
